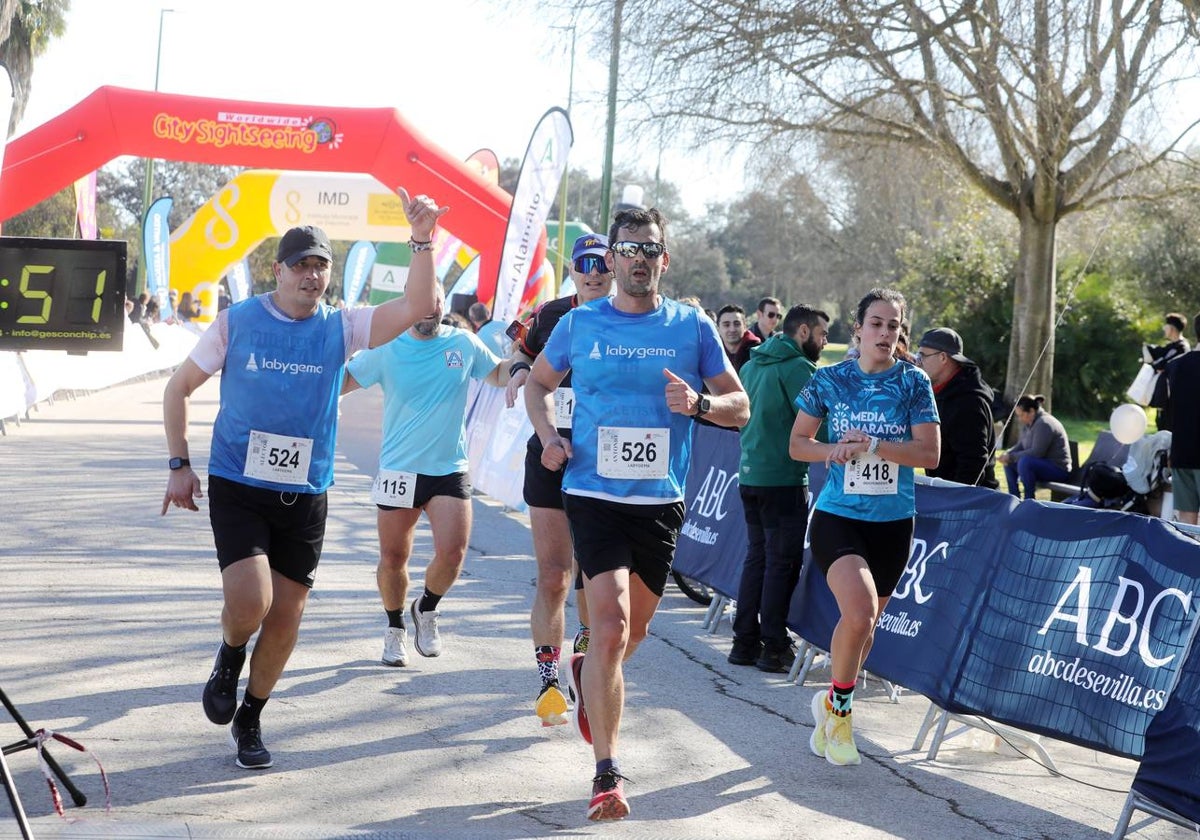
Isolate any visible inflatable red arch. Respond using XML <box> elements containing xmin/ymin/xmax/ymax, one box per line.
<box><xmin>0</xmin><ymin>86</ymin><xmax>533</xmax><ymax>302</ymax></box>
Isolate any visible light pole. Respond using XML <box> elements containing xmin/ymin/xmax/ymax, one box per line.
<box><xmin>138</xmin><ymin>8</ymin><xmax>173</xmax><ymax>293</ymax></box>
<box><xmin>553</xmin><ymin>24</ymin><xmax>576</xmax><ymax>293</ymax></box>
<box><xmin>598</xmin><ymin>0</ymin><xmax>624</xmax><ymax>232</ymax></box>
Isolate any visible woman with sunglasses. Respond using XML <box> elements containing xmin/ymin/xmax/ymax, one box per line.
<box><xmin>788</xmin><ymin>288</ymin><xmax>940</xmax><ymax>766</ymax></box>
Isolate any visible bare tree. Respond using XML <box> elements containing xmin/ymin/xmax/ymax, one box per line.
<box><xmin>571</xmin><ymin>0</ymin><xmax>1200</xmax><ymax>404</ymax></box>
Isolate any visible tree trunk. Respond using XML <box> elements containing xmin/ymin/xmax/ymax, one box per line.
<box><xmin>1004</xmin><ymin>203</ymin><xmax>1057</xmax><ymax>410</ymax></box>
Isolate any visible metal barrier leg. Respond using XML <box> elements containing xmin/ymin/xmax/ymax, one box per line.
<box><xmin>913</xmin><ymin>701</ymin><xmax>941</xmax><ymax>751</ymax></box>
<box><xmin>704</xmin><ymin>596</ymin><xmax>729</xmax><ymax>634</ymax></box>
<box><xmin>0</xmin><ymin>747</ymin><xmax>34</xmax><ymax>840</ymax></box>
<box><xmin>788</xmin><ymin>641</ymin><xmax>809</xmax><ymax>683</ymax></box>
<box><xmin>707</xmin><ymin>596</ymin><xmax>730</xmax><ymax>634</ymax></box>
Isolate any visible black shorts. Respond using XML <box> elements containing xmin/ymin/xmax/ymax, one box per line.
<box><xmin>808</xmin><ymin>509</ymin><xmax>914</xmax><ymax>597</ymax></box>
<box><xmin>523</xmin><ymin>434</ymin><xmax>568</xmax><ymax>509</ymax></box>
<box><xmin>207</xmin><ymin>474</ymin><xmax>327</xmax><ymax>588</ymax></box>
<box><xmin>377</xmin><ymin>471</ymin><xmax>472</xmax><ymax>511</ymax></box>
<box><xmin>563</xmin><ymin>493</ymin><xmax>685</xmax><ymax>598</ymax></box>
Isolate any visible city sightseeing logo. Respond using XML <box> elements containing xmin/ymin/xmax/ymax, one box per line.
<box><xmin>152</xmin><ymin>111</ymin><xmax>344</xmax><ymax>153</ymax></box>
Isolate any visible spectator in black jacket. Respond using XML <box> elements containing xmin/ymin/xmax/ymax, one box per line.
<box><xmin>916</xmin><ymin>327</ymin><xmax>1000</xmax><ymax>489</ymax></box>
<box><xmin>1148</xmin><ymin>313</ymin><xmax>1190</xmax><ymax>431</ymax></box>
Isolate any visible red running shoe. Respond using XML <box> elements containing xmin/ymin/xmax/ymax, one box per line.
<box><xmin>587</xmin><ymin>769</ymin><xmax>630</xmax><ymax>821</ymax></box>
<box><xmin>567</xmin><ymin>653</ymin><xmax>592</xmax><ymax>744</ymax></box>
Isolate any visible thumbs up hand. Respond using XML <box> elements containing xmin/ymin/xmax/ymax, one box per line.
<box><xmin>664</xmin><ymin>368</ymin><xmax>698</xmax><ymax>416</ymax></box>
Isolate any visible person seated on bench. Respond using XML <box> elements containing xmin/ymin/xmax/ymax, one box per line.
<box><xmin>997</xmin><ymin>394</ymin><xmax>1072</xmax><ymax>499</ymax></box>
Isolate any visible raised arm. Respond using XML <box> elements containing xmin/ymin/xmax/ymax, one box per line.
<box><xmin>367</xmin><ymin>189</ymin><xmax>449</xmax><ymax>348</ymax></box>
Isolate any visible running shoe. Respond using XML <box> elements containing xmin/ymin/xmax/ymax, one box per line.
<box><xmin>587</xmin><ymin>769</ymin><xmax>630</xmax><ymax>821</ymax></box>
<box><xmin>410</xmin><ymin>598</ymin><xmax>442</xmax><ymax>657</ymax></box>
<box><xmin>202</xmin><ymin>642</ymin><xmax>245</xmax><ymax>725</ymax></box>
<box><xmin>230</xmin><ymin>718</ymin><xmax>273</xmax><ymax>769</ymax></box>
<box><xmin>573</xmin><ymin>626</ymin><xmax>590</xmax><ymax>655</ymax></box>
<box><xmin>382</xmin><ymin>626</ymin><xmax>409</xmax><ymax>667</ymax></box>
<box><xmin>809</xmin><ymin>690</ymin><xmax>829</xmax><ymax>758</ymax></box>
<box><xmin>567</xmin><ymin>653</ymin><xmax>592</xmax><ymax>744</ymax></box>
<box><xmin>824</xmin><ymin>710</ymin><xmax>862</xmax><ymax>766</ymax></box>
<box><xmin>535</xmin><ymin>680</ymin><xmax>569</xmax><ymax>727</ymax></box>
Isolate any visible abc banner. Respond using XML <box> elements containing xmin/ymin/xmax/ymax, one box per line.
<box><xmin>790</xmin><ymin>482</ymin><xmax>1200</xmax><ymax>759</ymax></box>
<box><xmin>672</xmin><ymin>424</ymin><xmax>748</xmax><ymax>600</ymax></box>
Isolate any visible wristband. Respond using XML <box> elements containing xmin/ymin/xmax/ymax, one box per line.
<box><xmin>867</xmin><ymin>436</ymin><xmax>880</xmax><ymax>457</ymax></box>
<box><xmin>509</xmin><ymin>361</ymin><xmax>532</xmax><ymax>376</ymax></box>
<box><xmin>408</xmin><ymin>238</ymin><xmax>434</xmax><ymax>252</ymax></box>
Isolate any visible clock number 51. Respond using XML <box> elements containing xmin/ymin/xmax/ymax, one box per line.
<box><xmin>14</xmin><ymin>265</ymin><xmax>108</xmax><ymax>325</ymax></box>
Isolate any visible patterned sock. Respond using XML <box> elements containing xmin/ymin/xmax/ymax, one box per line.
<box><xmin>234</xmin><ymin>691</ymin><xmax>268</xmax><ymax>728</ymax></box>
<box><xmin>536</xmin><ymin>645</ymin><xmax>561</xmax><ymax>685</ymax></box>
<box><xmin>418</xmin><ymin>588</ymin><xmax>442</xmax><ymax>614</ymax></box>
<box><xmin>573</xmin><ymin>626</ymin><xmax>591</xmax><ymax>654</ymax></box>
<box><xmin>829</xmin><ymin>679</ymin><xmax>856</xmax><ymax>717</ymax></box>
<box><xmin>385</xmin><ymin>608</ymin><xmax>405</xmax><ymax>630</ymax></box>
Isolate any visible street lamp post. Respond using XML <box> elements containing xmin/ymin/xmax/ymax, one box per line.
<box><xmin>138</xmin><ymin>8</ymin><xmax>173</xmax><ymax>294</ymax></box>
<box><xmin>553</xmin><ymin>24</ymin><xmax>576</xmax><ymax>294</ymax></box>
<box><xmin>598</xmin><ymin>0</ymin><xmax>624</xmax><ymax>232</ymax></box>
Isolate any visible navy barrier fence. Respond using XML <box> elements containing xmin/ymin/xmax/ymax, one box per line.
<box><xmin>671</xmin><ymin>426</ymin><xmax>1200</xmax><ymax>761</ymax></box>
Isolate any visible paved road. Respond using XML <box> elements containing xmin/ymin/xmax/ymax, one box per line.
<box><xmin>0</xmin><ymin>375</ymin><xmax>1190</xmax><ymax>839</ymax></box>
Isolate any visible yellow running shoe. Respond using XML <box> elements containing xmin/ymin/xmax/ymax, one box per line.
<box><xmin>536</xmin><ymin>680</ymin><xmax>569</xmax><ymax>727</ymax></box>
<box><xmin>809</xmin><ymin>691</ymin><xmax>829</xmax><ymax>758</ymax></box>
<box><xmin>824</xmin><ymin>710</ymin><xmax>862</xmax><ymax>766</ymax></box>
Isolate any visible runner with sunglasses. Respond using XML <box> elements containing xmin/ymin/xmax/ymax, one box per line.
<box><xmin>525</xmin><ymin>209</ymin><xmax>749</xmax><ymax>820</ymax></box>
<box><xmin>505</xmin><ymin>234</ymin><xmax>613</xmax><ymax>728</ymax></box>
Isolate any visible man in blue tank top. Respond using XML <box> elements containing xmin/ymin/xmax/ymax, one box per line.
<box><xmin>161</xmin><ymin>190</ymin><xmax>447</xmax><ymax>770</ymax></box>
<box><xmin>525</xmin><ymin>207</ymin><xmax>749</xmax><ymax>821</ymax></box>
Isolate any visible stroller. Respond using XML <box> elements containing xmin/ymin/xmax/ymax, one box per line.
<box><xmin>1067</xmin><ymin>430</ymin><xmax>1171</xmax><ymax>514</ymax></box>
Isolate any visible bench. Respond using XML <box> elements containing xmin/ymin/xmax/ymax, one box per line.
<box><xmin>1042</xmin><ymin>431</ymin><xmax>1129</xmax><ymax>501</ymax></box>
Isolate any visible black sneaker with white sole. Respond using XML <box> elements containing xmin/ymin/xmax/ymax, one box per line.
<box><xmin>230</xmin><ymin>719</ymin><xmax>273</xmax><ymax>769</ymax></box>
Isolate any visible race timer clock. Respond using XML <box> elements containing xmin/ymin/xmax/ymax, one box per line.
<box><xmin>0</xmin><ymin>237</ymin><xmax>128</xmax><ymax>352</ymax></box>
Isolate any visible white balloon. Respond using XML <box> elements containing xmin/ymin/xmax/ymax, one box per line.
<box><xmin>1110</xmin><ymin>403</ymin><xmax>1148</xmax><ymax>444</ymax></box>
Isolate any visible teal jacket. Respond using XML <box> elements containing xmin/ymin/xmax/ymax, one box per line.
<box><xmin>737</xmin><ymin>333</ymin><xmax>820</xmax><ymax>487</ymax></box>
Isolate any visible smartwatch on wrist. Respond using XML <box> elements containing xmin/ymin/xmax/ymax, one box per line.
<box><xmin>168</xmin><ymin>457</ymin><xmax>191</xmax><ymax>471</ymax></box>
<box><xmin>866</xmin><ymin>436</ymin><xmax>880</xmax><ymax>457</ymax></box>
<box><xmin>694</xmin><ymin>395</ymin><xmax>712</xmax><ymax>418</ymax></box>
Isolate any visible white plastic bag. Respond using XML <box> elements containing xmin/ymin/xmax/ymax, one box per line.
<box><xmin>1126</xmin><ymin>364</ymin><xmax>1158</xmax><ymax>406</ymax></box>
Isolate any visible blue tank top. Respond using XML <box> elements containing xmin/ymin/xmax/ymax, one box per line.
<box><xmin>794</xmin><ymin>359</ymin><xmax>939</xmax><ymax>521</ymax></box>
<box><xmin>209</xmin><ymin>297</ymin><xmax>347</xmax><ymax>493</ymax></box>
<box><xmin>542</xmin><ymin>297</ymin><xmax>728</xmax><ymax>503</ymax></box>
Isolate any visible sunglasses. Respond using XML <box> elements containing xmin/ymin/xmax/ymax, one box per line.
<box><xmin>764</xmin><ymin>312</ymin><xmax>780</xmax><ymax>320</ymax></box>
<box><xmin>611</xmin><ymin>240</ymin><xmax>666</xmax><ymax>259</ymax></box>
<box><xmin>574</xmin><ymin>255</ymin><xmax>608</xmax><ymax>275</ymax></box>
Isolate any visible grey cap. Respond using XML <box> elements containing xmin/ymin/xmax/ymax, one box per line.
<box><xmin>918</xmin><ymin>327</ymin><xmax>972</xmax><ymax>364</ymax></box>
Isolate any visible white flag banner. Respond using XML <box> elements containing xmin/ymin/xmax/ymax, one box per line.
<box><xmin>492</xmin><ymin>107</ymin><xmax>573</xmax><ymax>323</ymax></box>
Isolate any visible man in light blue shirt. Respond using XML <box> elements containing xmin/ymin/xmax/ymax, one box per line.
<box><xmin>345</xmin><ymin>289</ymin><xmax>508</xmax><ymax>667</ymax></box>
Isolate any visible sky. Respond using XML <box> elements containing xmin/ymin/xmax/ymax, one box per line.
<box><xmin>17</xmin><ymin>0</ymin><xmax>744</xmax><ymax>216</ymax></box>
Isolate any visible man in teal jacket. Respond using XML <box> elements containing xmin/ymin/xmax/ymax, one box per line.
<box><xmin>729</xmin><ymin>304</ymin><xmax>830</xmax><ymax>672</ymax></box>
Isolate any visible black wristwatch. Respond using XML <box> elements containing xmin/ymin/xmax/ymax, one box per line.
<box><xmin>694</xmin><ymin>395</ymin><xmax>711</xmax><ymax>418</ymax></box>
<box><xmin>168</xmin><ymin>457</ymin><xmax>191</xmax><ymax>471</ymax></box>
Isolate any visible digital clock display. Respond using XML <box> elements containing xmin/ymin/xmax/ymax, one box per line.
<box><xmin>0</xmin><ymin>237</ymin><xmax>128</xmax><ymax>352</ymax></box>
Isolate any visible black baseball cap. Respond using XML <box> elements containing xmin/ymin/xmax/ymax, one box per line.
<box><xmin>277</xmin><ymin>225</ymin><xmax>333</xmax><ymax>267</ymax></box>
<box><xmin>918</xmin><ymin>327</ymin><xmax>972</xmax><ymax>364</ymax></box>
